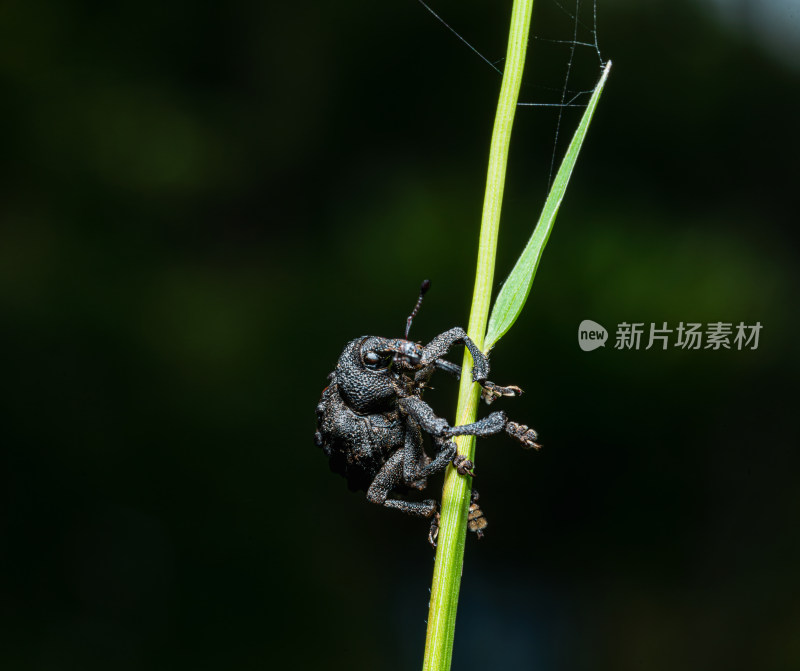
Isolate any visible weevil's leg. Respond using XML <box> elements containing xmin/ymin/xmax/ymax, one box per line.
<box><xmin>504</xmin><ymin>421</ymin><xmax>542</xmax><ymax>449</ymax></box>
<box><xmin>467</xmin><ymin>489</ymin><xmax>488</xmax><ymax>539</ymax></box>
<box><xmin>399</xmin><ymin>397</ymin><xmax>542</xmax><ymax>449</ymax></box>
<box><xmin>407</xmin><ymin>448</ymin><xmax>431</xmax><ymax>491</ymax></box>
<box><xmin>412</xmin><ymin>358</ymin><xmax>458</xmax><ymax>390</ymax></box>
<box><xmin>430</xmin><ymin>437</ymin><xmax>475</xmax><ymax>476</ymax></box>
<box><xmin>480</xmin><ymin>381</ymin><xmax>524</xmax><ymax>405</ymax></box>
<box><xmin>399</xmin><ymin>421</ymin><xmax>447</xmax><ymax>491</ymax></box>
<box><xmin>401</xmin><ymin>419</ymin><xmax>426</xmax><ymax>485</ymax></box>
<box><xmin>382</xmin><ymin>497</ymin><xmax>437</xmax><ymax>517</ymax></box>
<box><xmin>397</xmin><ymin>402</ymin><xmax>477</xmax><ymax>477</ymax></box>
<box><xmin>413</xmin><ymin>363</ymin><xmax>437</xmax><ymax>390</ymax></box>
<box><xmin>446</xmin><ymin>412</ymin><xmax>509</xmax><ymax>437</ymax></box>
<box><xmin>417</xmin><ymin>441</ymin><xmax>456</xmax><ymax>479</ymax></box>
<box><xmin>428</xmin><ymin>489</ymin><xmax>489</xmax><ymax>547</ymax></box>
<box><xmin>399</xmin><ymin>396</ymin><xmax>485</xmax><ymax>437</ymax></box>
<box><xmin>400</xmin><ymin>396</ymin><xmax>505</xmax><ymax>437</ymax></box>
<box><xmin>433</xmin><ymin>359</ymin><xmax>462</xmax><ymax>379</ymax></box>
<box><xmin>400</xmin><ymin>427</ymin><xmax>473</xmax><ymax>481</ymax></box>
<box><xmin>428</xmin><ymin>505</ymin><xmax>440</xmax><ymax>547</ymax></box>
<box><xmin>430</xmin><ymin>359</ymin><xmax>523</xmax><ymax>406</ymax></box>
<box><xmin>415</xmin><ymin>436</ymin><xmax>468</xmax><ymax>480</ymax></box>
<box><xmin>366</xmin><ymin>449</ymin><xmax>437</xmax><ymax>517</ymax></box>
<box><xmin>451</xmin><ymin>414</ymin><xmax>541</xmax><ymax>449</ymax></box>
<box><xmin>453</xmin><ymin>452</ymin><xmax>475</xmax><ymax>476</ymax></box>
<box><xmin>430</xmin><ymin>489</ymin><xmax>485</xmax><ymax>548</ymax></box>
<box><xmin>419</xmin><ymin>327</ymin><xmax>489</xmax><ymax>383</ymax></box>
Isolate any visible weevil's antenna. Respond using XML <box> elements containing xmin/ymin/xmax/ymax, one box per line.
<box><xmin>405</xmin><ymin>279</ymin><xmax>431</xmax><ymax>339</ymax></box>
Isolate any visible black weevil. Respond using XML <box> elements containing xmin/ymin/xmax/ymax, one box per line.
<box><xmin>314</xmin><ymin>281</ymin><xmax>540</xmax><ymax>545</ymax></box>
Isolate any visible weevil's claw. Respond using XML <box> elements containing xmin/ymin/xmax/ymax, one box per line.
<box><xmin>506</xmin><ymin>421</ymin><xmax>542</xmax><ymax>450</ymax></box>
<box><xmin>428</xmin><ymin>508</ymin><xmax>440</xmax><ymax>548</ymax></box>
<box><xmin>481</xmin><ymin>382</ymin><xmax>524</xmax><ymax>405</ymax></box>
<box><xmin>453</xmin><ymin>454</ymin><xmax>475</xmax><ymax>477</ymax></box>
<box><xmin>467</xmin><ymin>490</ymin><xmax>488</xmax><ymax>538</ymax></box>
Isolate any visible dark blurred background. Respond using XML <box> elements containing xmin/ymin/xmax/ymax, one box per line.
<box><xmin>1</xmin><ymin>0</ymin><xmax>798</xmax><ymax>669</ymax></box>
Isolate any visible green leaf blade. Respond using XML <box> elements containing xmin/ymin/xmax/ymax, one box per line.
<box><xmin>484</xmin><ymin>60</ymin><xmax>612</xmax><ymax>351</ymax></box>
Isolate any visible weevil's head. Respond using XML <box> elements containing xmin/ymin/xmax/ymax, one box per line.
<box><xmin>334</xmin><ymin>336</ymin><xmax>399</xmax><ymax>413</ymax></box>
<box><xmin>333</xmin><ymin>281</ymin><xmax>430</xmax><ymax>413</ymax></box>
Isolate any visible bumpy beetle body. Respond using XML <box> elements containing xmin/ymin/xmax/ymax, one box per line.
<box><xmin>314</xmin><ymin>282</ymin><xmax>540</xmax><ymax>544</ymax></box>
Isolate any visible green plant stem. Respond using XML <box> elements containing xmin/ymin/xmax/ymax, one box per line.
<box><xmin>422</xmin><ymin>1</ymin><xmax>534</xmax><ymax>669</ymax></box>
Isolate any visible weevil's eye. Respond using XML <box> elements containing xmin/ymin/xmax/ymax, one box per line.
<box><xmin>363</xmin><ymin>351</ymin><xmax>391</xmax><ymax>370</ymax></box>
<box><xmin>363</xmin><ymin>351</ymin><xmax>390</xmax><ymax>370</ymax></box>
<box><xmin>364</xmin><ymin>352</ymin><xmax>381</xmax><ymax>367</ymax></box>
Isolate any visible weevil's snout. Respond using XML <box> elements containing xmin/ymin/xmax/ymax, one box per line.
<box><xmin>392</xmin><ymin>340</ymin><xmax>423</xmax><ymax>368</ymax></box>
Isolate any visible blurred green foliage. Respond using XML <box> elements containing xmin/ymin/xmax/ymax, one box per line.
<box><xmin>1</xmin><ymin>1</ymin><xmax>798</xmax><ymax>670</ymax></box>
